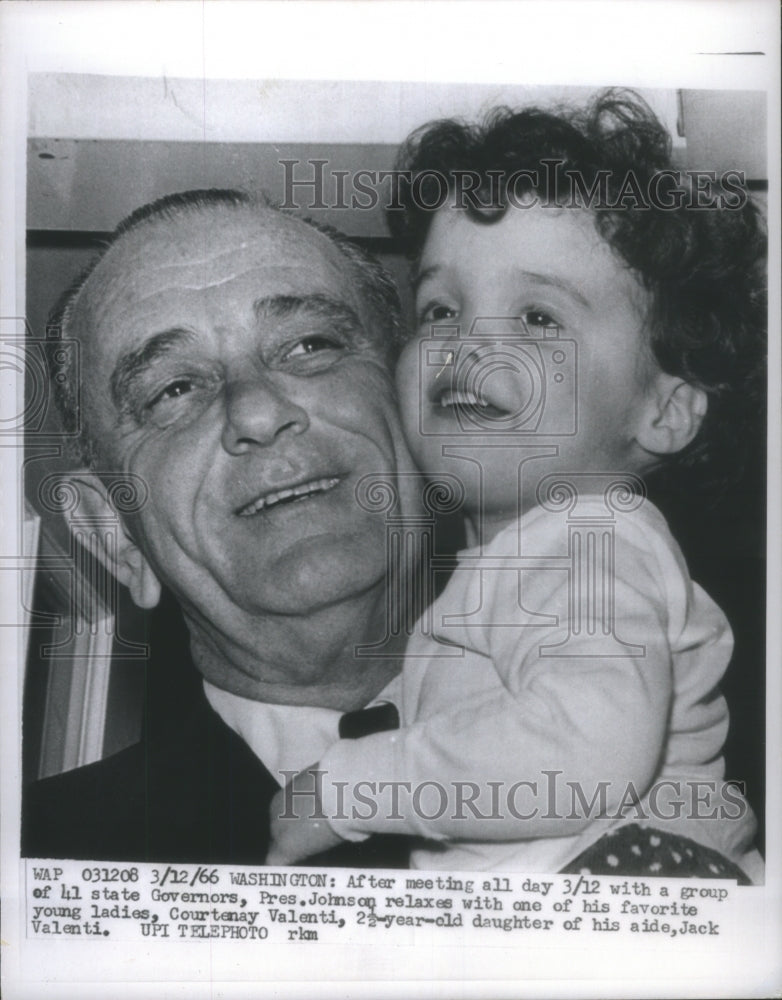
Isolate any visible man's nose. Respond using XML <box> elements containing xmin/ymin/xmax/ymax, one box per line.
<box><xmin>221</xmin><ymin>375</ymin><xmax>310</xmax><ymax>454</ymax></box>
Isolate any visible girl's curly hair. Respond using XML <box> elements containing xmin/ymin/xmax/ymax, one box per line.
<box><xmin>387</xmin><ymin>89</ymin><xmax>767</xmax><ymax>499</ymax></box>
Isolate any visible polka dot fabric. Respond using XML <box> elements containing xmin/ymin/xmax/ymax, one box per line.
<box><xmin>560</xmin><ymin>824</ymin><xmax>751</xmax><ymax>883</ymax></box>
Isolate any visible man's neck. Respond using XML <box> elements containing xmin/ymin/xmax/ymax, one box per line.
<box><xmin>182</xmin><ymin>584</ymin><xmax>405</xmax><ymax>711</ymax></box>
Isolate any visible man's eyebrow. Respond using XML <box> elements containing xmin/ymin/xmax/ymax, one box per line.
<box><xmin>110</xmin><ymin>328</ymin><xmax>196</xmax><ymax>413</ymax></box>
<box><xmin>253</xmin><ymin>293</ymin><xmax>362</xmax><ymax>331</ymax></box>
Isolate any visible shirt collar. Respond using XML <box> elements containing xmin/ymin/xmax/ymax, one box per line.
<box><xmin>203</xmin><ymin>675</ymin><xmax>401</xmax><ymax>787</ymax></box>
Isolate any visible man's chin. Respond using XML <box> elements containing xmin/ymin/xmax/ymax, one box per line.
<box><xmin>231</xmin><ymin>531</ymin><xmax>387</xmax><ymax>617</ymax></box>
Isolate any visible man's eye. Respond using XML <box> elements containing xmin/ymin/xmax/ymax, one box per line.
<box><xmin>284</xmin><ymin>335</ymin><xmax>344</xmax><ymax>359</ymax></box>
<box><xmin>419</xmin><ymin>302</ymin><xmax>458</xmax><ymax>325</ymax></box>
<box><xmin>523</xmin><ymin>309</ymin><xmax>560</xmax><ymax>331</ymax></box>
<box><xmin>147</xmin><ymin>378</ymin><xmax>194</xmax><ymax>409</ymax></box>
<box><xmin>141</xmin><ymin>376</ymin><xmax>214</xmax><ymax>428</ymax></box>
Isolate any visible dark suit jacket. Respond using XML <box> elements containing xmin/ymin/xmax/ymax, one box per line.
<box><xmin>22</xmin><ymin>617</ymin><xmax>408</xmax><ymax>868</ymax></box>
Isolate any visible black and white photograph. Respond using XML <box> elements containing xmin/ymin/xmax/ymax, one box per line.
<box><xmin>1</xmin><ymin>3</ymin><xmax>780</xmax><ymax>998</ymax></box>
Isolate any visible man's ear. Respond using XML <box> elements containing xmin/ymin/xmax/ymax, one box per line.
<box><xmin>635</xmin><ymin>373</ymin><xmax>708</xmax><ymax>457</ymax></box>
<box><xmin>64</xmin><ymin>471</ymin><xmax>162</xmax><ymax>610</ymax></box>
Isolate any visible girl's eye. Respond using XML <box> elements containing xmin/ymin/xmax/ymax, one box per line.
<box><xmin>523</xmin><ymin>309</ymin><xmax>560</xmax><ymax>331</ymax></box>
<box><xmin>419</xmin><ymin>302</ymin><xmax>458</xmax><ymax>325</ymax></box>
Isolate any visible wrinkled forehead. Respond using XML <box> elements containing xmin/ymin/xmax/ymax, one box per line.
<box><xmin>73</xmin><ymin>206</ymin><xmax>353</xmax><ymax>344</ymax></box>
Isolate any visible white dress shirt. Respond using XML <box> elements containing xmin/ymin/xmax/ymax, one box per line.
<box><xmin>203</xmin><ymin>675</ymin><xmax>401</xmax><ymax>787</ymax></box>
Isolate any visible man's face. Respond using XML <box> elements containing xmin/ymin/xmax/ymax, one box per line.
<box><xmin>397</xmin><ymin>204</ymin><xmax>659</xmax><ymax>535</ymax></box>
<box><xmin>76</xmin><ymin>206</ymin><xmax>417</xmax><ymax>620</ymax></box>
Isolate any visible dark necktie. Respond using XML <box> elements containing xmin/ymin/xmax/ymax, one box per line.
<box><xmin>338</xmin><ymin>701</ymin><xmax>400</xmax><ymax>739</ymax></box>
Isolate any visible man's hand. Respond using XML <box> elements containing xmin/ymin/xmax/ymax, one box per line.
<box><xmin>265</xmin><ymin>765</ymin><xmax>344</xmax><ymax>865</ymax></box>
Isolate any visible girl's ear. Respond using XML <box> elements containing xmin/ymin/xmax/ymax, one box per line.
<box><xmin>635</xmin><ymin>373</ymin><xmax>708</xmax><ymax>457</ymax></box>
<box><xmin>63</xmin><ymin>471</ymin><xmax>162</xmax><ymax>610</ymax></box>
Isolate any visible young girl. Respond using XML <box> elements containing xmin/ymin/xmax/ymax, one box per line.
<box><xmin>266</xmin><ymin>91</ymin><xmax>765</xmax><ymax>880</ymax></box>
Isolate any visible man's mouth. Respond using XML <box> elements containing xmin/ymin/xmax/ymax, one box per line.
<box><xmin>236</xmin><ymin>477</ymin><xmax>341</xmax><ymax>517</ymax></box>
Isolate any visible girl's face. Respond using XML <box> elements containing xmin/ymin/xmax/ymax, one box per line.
<box><xmin>396</xmin><ymin>204</ymin><xmax>662</xmax><ymax>539</ymax></box>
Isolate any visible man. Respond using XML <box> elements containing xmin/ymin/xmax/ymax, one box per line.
<box><xmin>22</xmin><ymin>189</ymin><xmax>422</xmax><ymax>866</ymax></box>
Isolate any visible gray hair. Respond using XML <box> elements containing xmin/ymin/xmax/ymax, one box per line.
<box><xmin>48</xmin><ymin>188</ymin><xmax>405</xmax><ymax>464</ymax></box>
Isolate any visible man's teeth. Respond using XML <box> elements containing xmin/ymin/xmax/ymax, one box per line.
<box><xmin>238</xmin><ymin>477</ymin><xmax>340</xmax><ymax>516</ymax></box>
<box><xmin>439</xmin><ymin>389</ymin><xmax>484</xmax><ymax>408</ymax></box>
